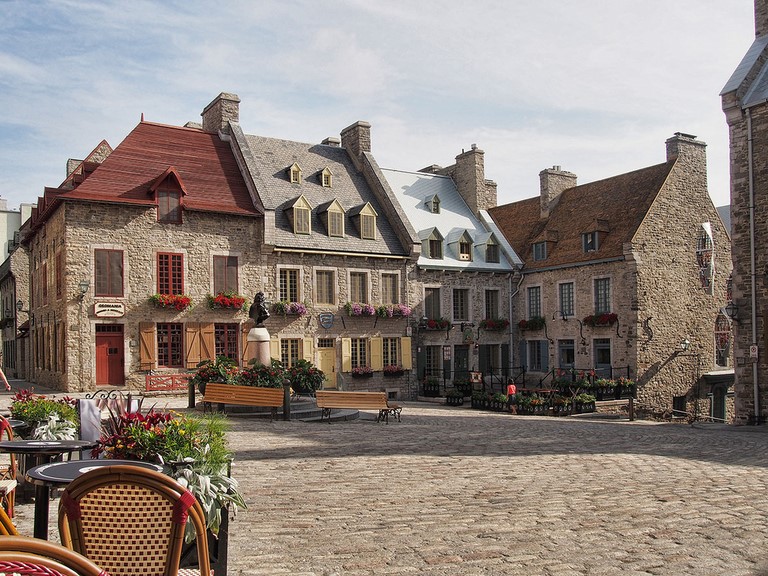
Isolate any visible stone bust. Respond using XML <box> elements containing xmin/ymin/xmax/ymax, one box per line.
<box><xmin>249</xmin><ymin>291</ymin><xmax>270</xmax><ymax>326</ymax></box>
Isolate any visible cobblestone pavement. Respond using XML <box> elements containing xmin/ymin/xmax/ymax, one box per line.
<box><xmin>6</xmin><ymin>389</ymin><xmax>768</xmax><ymax>575</ymax></box>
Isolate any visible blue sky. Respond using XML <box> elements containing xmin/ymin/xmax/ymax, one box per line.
<box><xmin>0</xmin><ymin>0</ymin><xmax>754</xmax><ymax>211</ymax></box>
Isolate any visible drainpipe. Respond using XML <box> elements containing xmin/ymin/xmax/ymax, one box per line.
<box><xmin>510</xmin><ymin>272</ymin><xmax>525</xmax><ymax>373</ymax></box>
<box><xmin>747</xmin><ymin>107</ymin><xmax>760</xmax><ymax>423</ymax></box>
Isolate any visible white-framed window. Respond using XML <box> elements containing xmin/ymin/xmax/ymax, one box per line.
<box><xmin>594</xmin><ymin>278</ymin><xmax>611</xmax><ymax>314</ymax></box>
<box><xmin>453</xmin><ymin>288</ymin><xmax>470</xmax><ymax>322</ymax></box>
<box><xmin>558</xmin><ymin>282</ymin><xmax>574</xmax><ymax>317</ymax></box>
<box><xmin>527</xmin><ymin>286</ymin><xmax>542</xmax><ymax>318</ymax></box>
<box><xmin>361</xmin><ymin>213</ymin><xmax>376</xmax><ymax>240</ymax></box>
<box><xmin>485</xmin><ymin>289</ymin><xmax>499</xmax><ymax>319</ymax></box>
<box><xmin>350</xmin><ymin>271</ymin><xmax>369</xmax><ymax>303</ymax></box>
<box><xmin>321</xmin><ymin>167</ymin><xmax>333</xmax><ymax>188</ymax></box>
<box><xmin>289</xmin><ymin>163</ymin><xmax>302</xmax><ymax>184</ymax></box>
<box><xmin>381</xmin><ymin>273</ymin><xmax>399</xmax><ymax>305</ymax></box>
<box><xmin>583</xmin><ymin>231</ymin><xmax>598</xmax><ymax>252</ymax></box>
<box><xmin>351</xmin><ymin>338</ymin><xmax>369</xmax><ymax>368</ymax></box>
<box><xmin>533</xmin><ymin>242</ymin><xmax>547</xmax><ymax>261</ymax></box>
<box><xmin>279</xmin><ymin>268</ymin><xmax>301</xmax><ymax>303</ymax></box>
<box><xmin>315</xmin><ymin>269</ymin><xmax>335</xmax><ymax>305</ymax></box>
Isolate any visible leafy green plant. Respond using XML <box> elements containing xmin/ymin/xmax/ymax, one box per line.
<box><xmin>286</xmin><ymin>359</ymin><xmax>324</xmax><ymax>393</ymax></box>
<box><xmin>10</xmin><ymin>389</ymin><xmax>78</xmax><ymax>428</ymax></box>
<box><xmin>191</xmin><ymin>356</ymin><xmax>239</xmax><ymax>393</ymax></box>
<box><xmin>33</xmin><ymin>414</ymin><xmax>77</xmax><ymax>440</ymax></box>
<box><xmin>446</xmin><ymin>388</ymin><xmax>464</xmax><ymax>398</ymax></box>
<box><xmin>239</xmin><ymin>359</ymin><xmax>285</xmax><ymax>388</ymax></box>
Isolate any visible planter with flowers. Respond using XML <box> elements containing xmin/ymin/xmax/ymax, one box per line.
<box><xmin>190</xmin><ymin>356</ymin><xmax>239</xmax><ymax>395</ymax></box>
<box><xmin>286</xmin><ymin>359</ymin><xmax>325</xmax><ymax>395</ymax></box>
<box><xmin>206</xmin><ymin>292</ymin><xmax>247</xmax><ymax>310</ymax></box>
<box><xmin>149</xmin><ymin>293</ymin><xmax>192</xmax><ymax>311</ymax></box>
<box><xmin>422</xmin><ymin>377</ymin><xmax>441</xmax><ymax>397</ymax></box>
<box><xmin>518</xmin><ymin>316</ymin><xmax>545</xmax><ymax>331</ymax></box>
<box><xmin>238</xmin><ymin>359</ymin><xmax>285</xmax><ymax>388</ymax></box>
<box><xmin>479</xmin><ymin>318</ymin><xmax>510</xmax><ymax>332</ymax></box>
<box><xmin>10</xmin><ymin>389</ymin><xmax>79</xmax><ymax>439</ymax></box>
<box><xmin>375</xmin><ymin>304</ymin><xmax>413</xmax><ymax>318</ymax></box>
<box><xmin>446</xmin><ymin>389</ymin><xmax>464</xmax><ymax>406</ymax></box>
<box><xmin>271</xmin><ymin>301</ymin><xmax>307</xmax><ymax>317</ymax></box>
<box><xmin>583</xmin><ymin>313</ymin><xmax>618</xmax><ymax>327</ymax></box>
<box><xmin>424</xmin><ymin>317</ymin><xmax>451</xmax><ymax>331</ymax></box>
<box><xmin>383</xmin><ymin>364</ymin><xmax>405</xmax><ymax>377</ymax></box>
<box><xmin>351</xmin><ymin>366</ymin><xmax>374</xmax><ymax>378</ymax></box>
<box><xmin>344</xmin><ymin>302</ymin><xmax>376</xmax><ymax>317</ymax></box>
<box><xmin>617</xmin><ymin>377</ymin><xmax>636</xmax><ymax>398</ymax></box>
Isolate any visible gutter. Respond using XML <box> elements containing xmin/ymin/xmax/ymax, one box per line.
<box><xmin>746</xmin><ymin>106</ymin><xmax>760</xmax><ymax>422</ymax></box>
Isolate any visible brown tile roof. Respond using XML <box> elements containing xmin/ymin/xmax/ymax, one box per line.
<box><xmin>53</xmin><ymin>121</ymin><xmax>258</xmax><ymax>216</ymax></box>
<box><xmin>489</xmin><ymin>161</ymin><xmax>675</xmax><ymax>269</ymax></box>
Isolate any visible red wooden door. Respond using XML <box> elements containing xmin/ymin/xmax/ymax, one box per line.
<box><xmin>96</xmin><ymin>331</ymin><xmax>125</xmax><ymax>386</ymax></box>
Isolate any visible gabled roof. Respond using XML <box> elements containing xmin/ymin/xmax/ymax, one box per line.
<box><xmin>382</xmin><ymin>168</ymin><xmax>518</xmax><ymax>272</ymax></box>
<box><xmin>233</xmin><ymin>131</ymin><xmax>408</xmax><ymax>256</ymax></box>
<box><xmin>56</xmin><ymin>121</ymin><xmax>258</xmax><ymax>216</ymax></box>
<box><xmin>489</xmin><ymin>161</ymin><xmax>675</xmax><ymax>270</ymax></box>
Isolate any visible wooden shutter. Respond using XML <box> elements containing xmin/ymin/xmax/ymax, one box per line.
<box><xmin>501</xmin><ymin>343</ymin><xmax>509</xmax><ymax>379</ymax></box>
<box><xmin>518</xmin><ymin>340</ymin><xmax>527</xmax><ymax>371</ymax></box>
<box><xmin>139</xmin><ymin>322</ymin><xmax>156</xmax><ymax>371</ymax></box>
<box><xmin>302</xmin><ymin>338</ymin><xmax>314</xmax><ymax>363</ymax></box>
<box><xmin>540</xmin><ymin>340</ymin><xmax>549</xmax><ymax>372</ymax></box>
<box><xmin>341</xmin><ymin>337</ymin><xmax>351</xmax><ymax>372</ymax></box>
<box><xmin>400</xmin><ymin>337</ymin><xmax>412</xmax><ymax>370</ymax></box>
<box><xmin>185</xmin><ymin>322</ymin><xmax>201</xmax><ymax>369</ymax></box>
<box><xmin>200</xmin><ymin>323</ymin><xmax>215</xmax><ymax>362</ymax></box>
<box><xmin>370</xmin><ymin>337</ymin><xmax>383</xmax><ymax>370</ymax></box>
<box><xmin>241</xmin><ymin>323</ymin><xmax>256</xmax><ymax>366</ymax></box>
<box><xmin>269</xmin><ymin>336</ymin><xmax>280</xmax><ymax>364</ymax></box>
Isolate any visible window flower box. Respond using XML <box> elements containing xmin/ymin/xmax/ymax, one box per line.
<box><xmin>375</xmin><ymin>304</ymin><xmax>413</xmax><ymax>318</ymax></box>
<box><xmin>479</xmin><ymin>318</ymin><xmax>510</xmax><ymax>331</ymax></box>
<box><xmin>583</xmin><ymin>313</ymin><xmax>618</xmax><ymax>327</ymax></box>
<box><xmin>344</xmin><ymin>302</ymin><xmax>376</xmax><ymax>317</ymax></box>
<box><xmin>272</xmin><ymin>301</ymin><xmax>307</xmax><ymax>316</ymax></box>
<box><xmin>206</xmin><ymin>292</ymin><xmax>247</xmax><ymax>310</ymax></box>
<box><xmin>518</xmin><ymin>316</ymin><xmax>545</xmax><ymax>331</ymax></box>
<box><xmin>351</xmin><ymin>366</ymin><xmax>374</xmax><ymax>378</ymax></box>
<box><xmin>149</xmin><ymin>293</ymin><xmax>191</xmax><ymax>311</ymax></box>
<box><xmin>424</xmin><ymin>317</ymin><xmax>450</xmax><ymax>331</ymax></box>
<box><xmin>383</xmin><ymin>365</ymin><xmax>404</xmax><ymax>377</ymax></box>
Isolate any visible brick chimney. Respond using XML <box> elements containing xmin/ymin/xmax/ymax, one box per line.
<box><xmin>340</xmin><ymin>121</ymin><xmax>371</xmax><ymax>167</ymax></box>
<box><xmin>539</xmin><ymin>166</ymin><xmax>577</xmax><ymax>218</ymax></box>
<box><xmin>201</xmin><ymin>93</ymin><xmax>240</xmax><ymax>135</ymax></box>
<box><xmin>757</xmin><ymin>0</ymin><xmax>768</xmax><ymax>37</ymax></box>
<box><xmin>441</xmin><ymin>145</ymin><xmax>498</xmax><ymax>216</ymax></box>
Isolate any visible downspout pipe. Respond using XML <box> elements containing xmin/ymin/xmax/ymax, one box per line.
<box><xmin>747</xmin><ymin>107</ymin><xmax>760</xmax><ymax>423</ymax></box>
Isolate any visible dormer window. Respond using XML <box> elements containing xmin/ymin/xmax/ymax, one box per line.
<box><xmin>149</xmin><ymin>167</ymin><xmax>187</xmax><ymax>224</ymax></box>
<box><xmin>426</xmin><ymin>195</ymin><xmax>441</xmax><ymax>214</ymax></box>
<box><xmin>289</xmin><ymin>162</ymin><xmax>302</xmax><ymax>184</ymax></box>
<box><xmin>320</xmin><ymin>199</ymin><xmax>345</xmax><ymax>238</ymax></box>
<box><xmin>486</xmin><ymin>237</ymin><xmax>500</xmax><ymax>263</ymax></box>
<box><xmin>351</xmin><ymin>203</ymin><xmax>377</xmax><ymax>240</ymax></box>
<box><xmin>422</xmin><ymin>228</ymin><xmax>444</xmax><ymax>259</ymax></box>
<box><xmin>533</xmin><ymin>241</ymin><xmax>547</xmax><ymax>261</ymax></box>
<box><xmin>457</xmin><ymin>231</ymin><xmax>473</xmax><ymax>261</ymax></box>
<box><xmin>321</xmin><ymin>167</ymin><xmax>333</xmax><ymax>188</ymax></box>
<box><xmin>582</xmin><ymin>231</ymin><xmax>598</xmax><ymax>252</ymax></box>
<box><xmin>285</xmin><ymin>195</ymin><xmax>313</xmax><ymax>235</ymax></box>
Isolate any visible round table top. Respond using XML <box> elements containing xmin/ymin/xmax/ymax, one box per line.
<box><xmin>0</xmin><ymin>439</ymin><xmax>98</xmax><ymax>454</ymax></box>
<box><xmin>26</xmin><ymin>459</ymin><xmax>166</xmax><ymax>486</ymax></box>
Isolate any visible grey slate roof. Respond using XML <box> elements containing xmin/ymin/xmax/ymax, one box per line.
<box><xmin>721</xmin><ymin>35</ymin><xmax>768</xmax><ymax>96</ymax></box>
<box><xmin>233</xmin><ymin>131</ymin><xmax>409</xmax><ymax>256</ymax></box>
<box><xmin>381</xmin><ymin>168</ymin><xmax>518</xmax><ymax>272</ymax></box>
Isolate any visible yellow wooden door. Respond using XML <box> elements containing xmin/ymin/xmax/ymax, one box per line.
<box><xmin>318</xmin><ymin>348</ymin><xmax>336</xmax><ymax>389</ymax></box>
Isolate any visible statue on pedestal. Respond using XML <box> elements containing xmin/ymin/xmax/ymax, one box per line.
<box><xmin>249</xmin><ymin>291</ymin><xmax>270</xmax><ymax>327</ymax></box>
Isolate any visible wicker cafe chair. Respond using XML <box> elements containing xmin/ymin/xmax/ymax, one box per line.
<box><xmin>58</xmin><ymin>464</ymin><xmax>211</xmax><ymax>576</ymax></box>
<box><xmin>0</xmin><ymin>535</ymin><xmax>108</xmax><ymax>576</ymax></box>
<box><xmin>0</xmin><ymin>415</ymin><xmax>17</xmax><ymax>517</ymax></box>
<box><xmin>0</xmin><ymin>504</ymin><xmax>18</xmax><ymax>535</ymax></box>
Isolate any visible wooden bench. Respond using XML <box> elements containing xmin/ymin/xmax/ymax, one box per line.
<box><xmin>203</xmin><ymin>383</ymin><xmax>285</xmax><ymax>420</ymax></box>
<box><xmin>315</xmin><ymin>390</ymin><xmax>402</xmax><ymax>423</ymax></box>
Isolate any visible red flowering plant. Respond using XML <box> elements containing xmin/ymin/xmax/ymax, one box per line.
<box><xmin>351</xmin><ymin>365</ymin><xmax>374</xmax><ymax>376</ymax></box>
<box><xmin>190</xmin><ymin>356</ymin><xmax>239</xmax><ymax>394</ymax></box>
<box><xmin>238</xmin><ymin>359</ymin><xmax>285</xmax><ymax>388</ymax></box>
<box><xmin>149</xmin><ymin>293</ymin><xmax>191</xmax><ymax>311</ymax></box>
<box><xmin>518</xmin><ymin>316</ymin><xmax>545</xmax><ymax>331</ymax></box>
<box><xmin>425</xmin><ymin>317</ymin><xmax>451</xmax><ymax>330</ymax></box>
<box><xmin>582</xmin><ymin>312</ymin><xmax>618</xmax><ymax>327</ymax></box>
<box><xmin>206</xmin><ymin>292</ymin><xmax>247</xmax><ymax>310</ymax></box>
<box><xmin>479</xmin><ymin>318</ymin><xmax>510</xmax><ymax>331</ymax></box>
<box><xmin>10</xmin><ymin>388</ymin><xmax>79</xmax><ymax>431</ymax></box>
<box><xmin>383</xmin><ymin>364</ymin><xmax>404</xmax><ymax>375</ymax></box>
<box><xmin>286</xmin><ymin>359</ymin><xmax>325</xmax><ymax>394</ymax></box>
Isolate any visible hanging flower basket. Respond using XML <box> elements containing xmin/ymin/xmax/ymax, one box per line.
<box><xmin>149</xmin><ymin>293</ymin><xmax>191</xmax><ymax>311</ymax></box>
<box><xmin>206</xmin><ymin>292</ymin><xmax>246</xmax><ymax>310</ymax></box>
<box><xmin>479</xmin><ymin>318</ymin><xmax>510</xmax><ymax>331</ymax></box>
<box><xmin>518</xmin><ymin>316</ymin><xmax>545</xmax><ymax>331</ymax></box>
<box><xmin>583</xmin><ymin>313</ymin><xmax>618</xmax><ymax>327</ymax></box>
<box><xmin>344</xmin><ymin>302</ymin><xmax>376</xmax><ymax>316</ymax></box>
<box><xmin>272</xmin><ymin>301</ymin><xmax>307</xmax><ymax>316</ymax></box>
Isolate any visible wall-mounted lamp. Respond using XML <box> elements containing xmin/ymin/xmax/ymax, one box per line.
<box><xmin>552</xmin><ymin>310</ymin><xmax>568</xmax><ymax>321</ymax></box>
<box><xmin>78</xmin><ymin>280</ymin><xmax>90</xmax><ymax>300</ymax></box>
<box><xmin>724</xmin><ymin>301</ymin><xmax>740</xmax><ymax>324</ymax></box>
<box><xmin>680</xmin><ymin>337</ymin><xmax>691</xmax><ymax>352</ymax></box>
<box><xmin>15</xmin><ymin>300</ymin><xmax>26</xmax><ymax>313</ymax></box>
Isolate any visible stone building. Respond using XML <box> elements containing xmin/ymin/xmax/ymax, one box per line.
<box><xmin>721</xmin><ymin>0</ymin><xmax>768</xmax><ymax>424</ymax></box>
<box><xmin>490</xmin><ymin>134</ymin><xmax>733</xmax><ymax>420</ymax></box>
<box><xmin>381</xmin><ymin>147</ymin><xmax>521</xmax><ymax>394</ymax></box>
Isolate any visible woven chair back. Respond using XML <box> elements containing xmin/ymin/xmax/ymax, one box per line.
<box><xmin>58</xmin><ymin>464</ymin><xmax>210</xmax><ymax>576</ymax></box>
<box><xmin>0</xmin><ymin>534</ymin><xmax>108</xmax><ymax>576</ymax></box>
<box><xmin>0</xmin><ymin>504</ymin><xmax>17</xmax><ymax>535</ymax></box>
<box><xmin>0</xmin><ymin>415</ymin><xmax>16</xmax><ymax>515</ymax></box>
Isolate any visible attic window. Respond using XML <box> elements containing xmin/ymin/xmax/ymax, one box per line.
<box><xmin>426</xmin><ymin>195</ymin><xmax>441</xmax><ymax>214</ymax></box>
<box><xmin>361</xmin><ymin>214</ymin><xmax>375</xmax><ymax>239</ymax></box>
<box><xmin>423</xmin><ymin>230</ymin><xmax>443</xmax><ymax>260</ymax></box>
<box><xmin>486</xmin><ymin>237</ymin><xmax>499</xmax><ymax>263</ymax></box>
<box><xmin>158</xmin><ymin>189</ymin><xmax>181</xmax><ymax>224</ymax></box>
<box><xmin>533</xmin><ymin>241</ymin><xmax>547</xmax><ymax>261</ymax></box>
<box><xmin>697</xmin><ymin>223</ymin><xmax>714</xmax><ymax>294</ymax></box>
<box><xmin>582</xmin><ymin>231</ymin><xmax>598</xmax><ymax>252</ymax></box>
<box><xmin>329</xmin><ymin>209</ymin><xmax>344</xmax><ymax>237</ymax></box>
<box><xmin>289</xmin><ymin>163</ymin><xmax>302</xmax><ymax>184</ymax></box>
<box><xmin>321</xmin><ymin>167</ymin><xmax>333</xmax><ymax>188</ymax></box>
<box><xmin>295</xmin><ymin>206</ymin><xmax>310</xmax><ymax>234</ymax></box>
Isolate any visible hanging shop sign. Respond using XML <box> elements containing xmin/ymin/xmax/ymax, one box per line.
<box><xmin>94</xmin><ymin>302</ymin><xmax>125</xmax><ymax>318</ymax></box>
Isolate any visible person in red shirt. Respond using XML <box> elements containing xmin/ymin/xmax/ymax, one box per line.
<box><xmin>506</xmin><ymin>382</ymin><xmax>517</xmax><ymax>413</ymax></box>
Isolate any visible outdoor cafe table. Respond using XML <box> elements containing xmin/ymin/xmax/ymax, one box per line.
<box><xmin>0</xmin><ymin>439</ymin><xmax>98</xmax><ymax>539</ymax></box>
<box><xmin>26</xmin><ymin>458</ymin><xmax>165</xmax><ymax>540</ymax></box>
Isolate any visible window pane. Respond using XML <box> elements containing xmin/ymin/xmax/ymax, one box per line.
<box><xmin>329</xmin><ymin>211</ymin><xmax>343</xmax><ymax>236</ymax></box>
<box><xmin>280</xmin><ymin>269</ymin><xmax>299</xmax><ymax>302</ymax></box>
<box><xmin>157</xmin><ymin>323</ymin><xmax>183</xmax><ymax>367</ymax></box>
<box><xmin>485</xmin><ymin>290</ymin><xmax>499</xmax><ymax>319</ymax></box>
<box><xmin>382</xmin><ymin>274</ymin><xmax>398</xmax><ymax>305</ymax></box>
<box><xmin>350</xmin><ymin>272</ymin><xmax>368</xmax><ymax>302</ymax></box>
<box><xmin>361</xmin><ymin>214</ymin><xmax>375</xmax><ymax>239</ymax></box>
<box><xmin>383</xmin><ymin>337</ymin><xmax>400</xmax><ymax>366</ymax></box>
<box><xmin>453</xmin><ymin>289</ymin><xmax>469</xmax><ymax>321</ymax></box>
<box><xmin>595</xmin><ymin>278</ymin><xmax>610</xmax><ymax>314</ymax></box>
<box><xmin>425</xmin><ymin>287</ymin><xmax>441</xmax><ymax>319</ymax></box>
<box><xmin>281</xmin><ymin>339</ymin><xmax>300</xmax><ymax>368</ymax></box>
<box><xmin>486</xmin><ymin>243</ymin><xmax>499</xmax><ymax>263</ymax></box>
<box><xmin>158</xmin><ymin>253</ymin><xmax>183</xmax><ymax>294</ymax></box>
<box><xmin>295</xmin><ymin>207</ymin><xmax>310</xmax><ymax>234</ymax></box>
<box><xmin>213</xmin><ymin>256</ymin><xmax>238</xmax><ymax>294</ymax></box>
<box><xmin>316</xmin><ymin>270</ymin><xmax>335</xmax><ymax>305</ymax></box>
<box><xmin>214</xmin><ymin>323</ymin><xmax>239</xmax><ymax>360</ymax></box>
<box><xmin>351</xmin><ymin>338</ymin><xmax>368</xmax><ymax>368</ymax></box>
<box><xmin>559</xmin><ymin>283</ymin><xmax>574</xmax><ymax>317</ymax></box>
<box><xmin>158</xmin><ymin>189</ymin><xmax>181</xmax><ymax>223</ymax></box>
<box><xmin>527</xmin><ymin>286</ymin><xmax>541</xmax><ymax>318</ymax></box>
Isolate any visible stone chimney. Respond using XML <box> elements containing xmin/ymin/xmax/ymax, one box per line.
<box><xmin>201</xmin><ymin>93</ymin><xmax>240</xmax><ymax>134</ymax></box>
<box><xmin>340</xmin><ymin>121</ymin><xmax>371</xmax><ymax>169</ymax></box>
<box><xmin>757</xmin><ymin>0</ymin><xmax>768</xmax><ymax>37</ymax></box>
<box><xmin>539</xmin><ymin>166</ymin><xmax>577</xmax><ymax>218</ymax></box>
<box><xmin>322</xmin><ymin>137</ymin><xmax>341</xmax><ymax>147</ymax></box>
<box><xmin>666</xmin><ymin>132</ymin><xmax>707</xmax><ymax>164</ymax></box>
<box><xmin>445</xmin><ymin>145</ymin><xmax>498</xmax><ymax>215</ymax></box>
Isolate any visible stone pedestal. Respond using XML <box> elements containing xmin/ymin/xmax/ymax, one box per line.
<box><xmin>247</xmin><ymin>326</ymin><xmax>271</xmax><ymax>365</ymax></box>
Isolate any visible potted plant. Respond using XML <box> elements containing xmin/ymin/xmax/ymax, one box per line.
<box><xmin>453</xmin><ymin>379</ymin><xmax>472</xmax><ymax>397</ymax></box>
<box><xmin>271</xmin><ymin>301</ymin><xmax>307</xmax><ymax>316</ymax></box>
<box><xmin>583</xmin><ymin>312</ymin><xmax>618</xmax><ymax>327</ymax></box>
<box><xmin>149</xmin><ymin>293</ymin><xmax>192</xmax><ymax>311</ymax></box>
<box><xmin>190</xmin><ymin>356</ymin><xmax>239</xmax><ymax>395</ymax></box>
<box><xmin>94</xmin><ymin>410</ymin><xmax>246</xmax><ymax>543</ymax></box>
<box><xmin>351</xmin><ymin>365</ymin><xmax>374</xmax><ymax>378</ymax></box>
<box><xmin>422</xmin><ymin>376</ymin><xmax>440</xmax><ymax>396</ymax></box>
<box><xmin>479</xmin><ymin>318</ymin><xmax>510</xmax><ymax>331</ymax></box>
<box><xmin>574</xmin><ymin>393</ymin><xmax>596</xmax><ymax>413</ymax></box>
<box><xmin>286</xmin><ymin>359</ymin><xmax>325</xmax><ymax>394</ymax></box>
<box><xmin>10</xmin><ymin>389</ymin><xmax>79</xmax><ymax>435</ymax></box>
<box><xmin>344</xmin><ymin>302</ymin><xmax>376</xmax><ymax>316</ymax></box>
<box><xmin>492</xmin><ymin>393</ymin><xmax>509</xmax><ymax>411</ymax></box>
<box><xmin>424</xmin><ymin>317</ymin><xmax>450</xmax><ymax>330</ymax></box>
<box><xmin>239</xmin><ymin>359</ymin><xmax>285</xmax><ymax>388</ymax></box>
<box><xmin>617</xmin><ymin>377</ymin><xmax>636</xmax><ymax>397</ymax></box>
<box><xmin>445</xmin><ymin>388</ymin><xmax>464</xmax><ymax>406</ymax></box>
<box><xmin>518</xmin><ymin>316</ymin><xmax>545</xmax><ymax>331</ymax></box>
<box><xmin>206</xmin><ymin>292</ymin><xmax>247</xmax><ymax>310</ymax></box>
<box><xmin>383</xmin><ymin>364</ymin><xmax>404</xmax><ymax>377</ymax></box>
<box><xmin>375</xmin><ymin>304</ymin><xmax>413</xmax><ymax>318</ymax></box>
<box><xmin>515</xmin><ymin>394</ymin><xmax>533</xmax><ymax>415</ymax></box>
